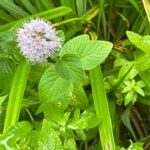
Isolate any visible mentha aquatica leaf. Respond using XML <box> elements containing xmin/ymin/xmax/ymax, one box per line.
<box><xmin>60</xmin><ymin>35</ymin><xmax>113</xmax><ymax>70</ymax></box>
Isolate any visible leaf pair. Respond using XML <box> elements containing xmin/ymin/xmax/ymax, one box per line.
<box><xmin>56</xmin><ymin>34</ymin><xmax>113</xmax><ymax>82</ymax></box>
<box><xmin>38</xmin><ymin>34</ymin><xmax>113</xmax><ymax>110</ymax></box>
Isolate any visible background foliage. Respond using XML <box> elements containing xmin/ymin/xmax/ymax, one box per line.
<box><xmin>0</xmin><ymin>0</ymin><xmax>149</xmax><ymax>150</ymax></box>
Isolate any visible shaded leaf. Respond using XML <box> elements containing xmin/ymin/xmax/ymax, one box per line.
<box><xmin>64</xmin><ymin>138</ymin><xmax>76</xmax><ymax>150</ymax></box>
<box><xmin>68</xmin><ymin>109</ymin><xmax>100</xmax><ymax>130</ymax></box>
<box><xmin>38</xmin><ymin>119</ymin><xmax>63</xmax><ymax>150</ymax></box>
<box><xmin>0</xmin><ymin>95</ymin><xmax>7</xmax><ymax>105</ymax></box>
<box><xmin>38</xmin><ymin>65</ymin><xmax>71</xmax><ymax>110</ymax></box>
<box><xmin>0</xmin><ymin>121</ymin><xmax>32</xmax><ymax>149</ymax></box>
<box><xmin>128</xmin><ymin>141</ymin><xmax>144</xmax><ymax>150</ymax></box>
<box><xmin>70</xmin><ymin>83</ymin><xmax>88</xmax><ymax>108</ymax></box>
<box><xmin>121</xmin><ymin>107</ymin><xmax>137</xmax><ymax>140</ymax></box>
<box><xmin>134</xmin><ymin>54</ymin><xmax>150</xmax><ymax>71</ymax></box>
<box><xmin>55</xmin><ymin>54</ymin><xmax>85</xmax><ymax>82</ymax></box>
<box><xmin>0</xmin><ymin>58</ymin><xmax>16</xmax><ymax>92</ymax></box>
<box><xmin>126</xmin><ymin>31</ymin><xmax>150</xmax><ymax>53</ymax></box>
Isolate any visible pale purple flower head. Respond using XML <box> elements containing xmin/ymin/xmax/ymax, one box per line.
<box><xmin>16</xmin><ymin>18</ymin><xmax>62</xmax><ymax>63</ymax></box>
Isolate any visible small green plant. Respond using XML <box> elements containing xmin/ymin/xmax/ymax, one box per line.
<box><xmin>121</xmin><ymin>79</ymin><xmax>145</xmax><ymax>105</ymax></box>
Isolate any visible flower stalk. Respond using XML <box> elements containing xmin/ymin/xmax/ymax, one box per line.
<box><xmin>89</xmin><ymin>32</ymin><xmax>115</xmax><ymax>150</ymax></box>
<box><xmin>3</xmin><ymin>58</ymin><xmax>31</xmax><ymax>132</ymax></box>
<box><xmin>90</xmin><ymin>67</ymin><xmax>115</xmax><ymax>150</ymax></box>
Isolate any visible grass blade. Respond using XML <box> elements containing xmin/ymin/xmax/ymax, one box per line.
<box><xmin>76</xmin><ymin>0</ymin><xmax>87</xmax><ymax>16</ymax></box>
<box><xmin>0</xmin><ymin>9</ymin><xmax>15</xmax><ymax>22</ymax></box>
<box><xmin>19</xmin><ymin>0</ymin><xmax>37</xmax><ymax>14</ymax></box>
<box><xmin>0</xmin><ymin>0</ymin><xmax>29</xmax><ymax>19</ymax></box>
<box><xmin>142</xmin><ymin>0</ymin><xmax>150</xmax><ymax>24</ymax></box>
<box><xmin>90</xmin><ymin>67</ymin><xmax>116</xmax><ymax>150</ymax></box>
<box><xmin>3</xmin><ymin>59</ymin><xmax>31</xmax><ymax>132</ymax></box>
<box><xmin>0</xmin><ymin>6</ymin><xmax>72</xmax><ymax>31</ymax></box>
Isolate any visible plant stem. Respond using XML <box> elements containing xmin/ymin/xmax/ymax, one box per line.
<box><xmin>89</xmin><ymin>66</ymin><xmax>115</xmax><ymax>150</ymax></box>
<box><xmin>142</xmin><ymin>0</ymin><xmax>150</xmax><ymax>24</ymax></box>
<box><xmin>54</xmin><ymin>6</ymin><xmax>99</xmax><ymax>27</ymax></box>
<box><xmin>3</xmin><ymin>58</ymin><xmax>31</xmax><ymax>132</ymax></box>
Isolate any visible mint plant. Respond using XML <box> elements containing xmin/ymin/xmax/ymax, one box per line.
<box><xmin>38</xmin><ymin>33</ymin><xmax>115</xmax><ymax>149</ymax></box>
<box><xmin>1</xmin><ymin>18</ymin><xmax>115</xmax><ymax>149</ymax></box>
<box><xmin>0</xmin><ymin>1</ymin><xmax>149</xmax><ymax>150</ymax></box>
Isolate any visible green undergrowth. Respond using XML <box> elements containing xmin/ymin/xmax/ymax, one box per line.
<box><xmin>0</xmin><ymin>0</ymin><xmax>150</xmax><ymax>150</ymax></box>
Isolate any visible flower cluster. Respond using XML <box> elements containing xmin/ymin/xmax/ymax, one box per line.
<box><xmin>16</xmin><ymin>18</ymin><xmax>62</xmax><ymax>63</ymax></box>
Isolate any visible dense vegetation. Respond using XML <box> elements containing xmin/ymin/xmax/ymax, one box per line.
<box><xmin>0</xmin><ymin>0</ymin><xmax>150</xmax><ymax>150</ymax></box>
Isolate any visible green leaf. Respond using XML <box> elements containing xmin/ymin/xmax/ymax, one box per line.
<box><xmin>60</xmin><ymin>35</ymin><xmax>90</xmax><ymax>56</ymax></box>
<box><xmin>121</xmin><ymin>107</ymin><xmax>137</xmax><ymax>140</ymax></box>
<box><xmin>128</xmin><ymin>141</ymin><xmax>144</xmax><ymax>150</ymax></box>
<box><xmin>0</xmin><ymin>121</ymin><xmax>32</xmax><ymax>149</ymax></box>
<box><xmin>121</xmin><ymin>86</ymin><xmax>131</xmax><ymax>93</ymax></box>
<box><xmin>55</xmin><ymin>54</ymin><xmax>85</xmax><ymax>82</ymax></box>
<box><xmin>124</xmin><ymin>90</ymin><xmax>134</xmax><ymax>106</ymax></box>
<box><xmin>68</xmin><ymin>109</ymin><xmax>100</xmax><ymax>130</ymax></box>
<box><xmin>135</xmin><ymin>54</ymin><xmax>150</xmax><ymax>71</ymax></box>
<box><xmin>38</xmin><ymin>119</ymin><xmax>63</xmax><ymax>150</ymax></box>
<box><xmin>76</xmin><ymin>0</ymin><xmax>87</xmax><ymax>16</ymax></box>
<box><xmin>126</xmin><ymin>31</ymin><xmax>142</xmax><ymax>49</ymax></box>
<box><xmin>34</xmin><ymin>0</ymin><xmax>45</xmax><ymax>11</ymax></box>
<box><xmin>131</xmin><ymin>92</ymin><xmax>138</xmax><ymax>104</ymax></box>
<box><xmin>0</xmin><ymin>0</ymin><xmax>29</xmax><ymax>19</ymax></box>
<box><xmin>19</xmin><ymin>0</ymin><xmax>37</xmax><ymax>14</ymax></box>
<box><xmin>139</xmin><ymin>70</ymin><xmax>150</xmax><ymax>90</ymax></box>
<box><xmin>38</xmin><ymin>103</ymin><xmax>64</xmax><ymax>123</ymax></box>
<box><xmin>29</xmin><ymin>63</ymin><xmax>50</xmax><ymax>83</ymax></box>
<box><xmin>0</xmin><ymin>6</ymin><xmax>72</xmax><ymax>31</ymax></box>
<box><xmin>136</xmin><ymin>81</ymin><xmax>145</xmax><ymax>88</ymax></box>
<box><xmin>134</xmin><ymin>86</ymin><xmax>145</xmax><ymax>96</ymax></box>
<box><xmin>70</xmin><ymin>83</ymin><xmax>88</xmax><ymax>108</ymax></box>
<box><xmin>0</xmin><ymin>28</ymin><xmax>20</xmax><ymax>58</ymax></box>
<box><xmin>60</xmin><ymin>0</ymin><xmax>76</xmax><ymax>13</ymax></box>
<box><xmin>27</xmin><ymin>131</ymin><xmax>39</xmax><ymax>150</ymax></box>
<box><xmin>40</xmin><ymin>0</ymin><xmax>54</xmax><ymax>9</ymax></box>
<box><xmin>38</xmin><ymin>65</ymin><xmax>71</xmax><ymax>110</ymax></box>
<box><xmin>126</xmin><ymin>31</ymin><xmax>150</xmax><ymax>53</ymax></box>
<box><xmin>142</xmin><ymin>0</ymin><xmax>150</xmax><ymax>24</ymax></box>
<box><xmin>64</xmin><ymin>138</ymin><xmax>76</xmax><ymax>150</ymax></box>
<box><xmin>0</xmin><ymin>95</ymin><xmax>7</xmax><ymax>105</ymax></box>
<box><xmin>118</xmin><ymin>62</ymin><xmax>138</xmax><ymax>80</ymax></box>
<box><xmin>60</xmin><ymin>35</ymin><xmax>112</xmax><ymax>70</ymax></box>
<box><xmin>129</xmin><ymin>0</ymin><xmax>143</xmax><ymax>16</ymax></box>
<box><xmin>0</xmin><ymin>9</ymin><xmax>14</xmax><ymax>22</ymax></box>
<box><xmin>79</xmin><ymin>41</ymin><xmax>112</xmax><ymax>70</ymax></box>
<box><xmin>0</xmin><ymin>58</ymin><xmax>16</xmax><ymax>92</ymax></box>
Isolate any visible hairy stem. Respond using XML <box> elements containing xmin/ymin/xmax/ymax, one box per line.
<box><xmin>3</xmin><ymin>58</ymin><xmax>31</xmax><ymax>132</ymax></box>
<box><xmin>89</xmin><ymin>67</ymin><xmax>115</xmax><ymax>150</ymax></box>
